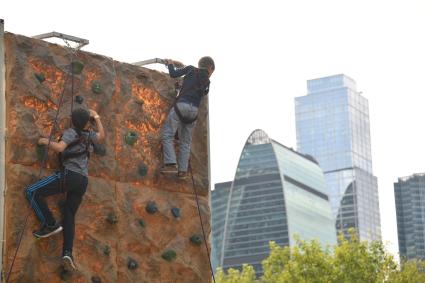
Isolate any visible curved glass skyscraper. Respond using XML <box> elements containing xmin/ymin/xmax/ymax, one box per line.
<box><xmin>212</xmin><ymin>130</ymin><xmax>336</xmax><ymax>275</ymax></box>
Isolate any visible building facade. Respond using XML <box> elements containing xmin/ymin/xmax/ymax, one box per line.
<box><xmin>394</xmin><ymin>173</ymin><xmax>425</xmax><ymax>260</ymax></box>
<box><xmin>212</xmin><ymin>129</ymin><xmax>336</xmax><ymax>275</ymax></box>
<box><xmin>295</xmin><ymin>74</ymin><xmax>381</xmax><ymax>241</ymax></box>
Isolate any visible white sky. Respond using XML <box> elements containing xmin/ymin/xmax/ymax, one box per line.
<box><xmin>3</xmin><ymin>0</ymin><xmax>425</xmax><ymax>258</ymax></box>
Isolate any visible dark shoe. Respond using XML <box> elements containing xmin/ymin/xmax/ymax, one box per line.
<box><xmin>177</xmin><ymin>171</ymin><xmax>188</xmax><ymax>180</ymax></box>
<box><xmin>33</xmin><ymin>222</ymin><xmax>62</xmax><ymax>238</ymax></box>
<box><xmin>160</xmin><ymin>164</ymin><xmax>178</xmax><ymax>174</ymax></box>
<box><xmin>62</xmin><ymin>250</ymin><xmax>77</xmax><ymax>270</ymax></box>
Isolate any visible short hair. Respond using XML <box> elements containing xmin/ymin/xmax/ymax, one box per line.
<box><xmin>71</xmin><ymin>108</ymin><xmax>90</xmax><ymax>131</ymax></box>
<box><xmin>198</xmin><ymin>56</ymin><xmax>215</xmax><ymax>71</ymax></box>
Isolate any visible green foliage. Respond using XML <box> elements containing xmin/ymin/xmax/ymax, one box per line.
<box><xmin>215</xmin><ymin>229</ymin><xmax>425</xmax><ymax>283</ymax></box>
<box><xmin>215</xmin><ymin>265</ymin><xmax>257</xmax><ymax>283</ymax></box>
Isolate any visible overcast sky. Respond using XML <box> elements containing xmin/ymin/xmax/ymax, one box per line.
<box><xmin>3</xmin><ymin>0</ymin><xmax>425</xmax><ymax>257</ymax></box>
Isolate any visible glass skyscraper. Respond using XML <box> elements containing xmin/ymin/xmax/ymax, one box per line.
<box><xmin>212</xmin><ymin>129</ymin><xmax>336</xmax><ymax>276</ymax></box>
<box><xmin>394</xmin><ymin>173</ymin><xmax>425</xmax><ymax>260</ymax></box>
<box><xmin>295</xmin><ymin>74</ymin><xmax>381</xmax><ymax>241</ymax></box>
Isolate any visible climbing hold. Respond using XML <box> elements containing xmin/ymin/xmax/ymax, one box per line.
<box><xmin>138</xmin><ymin>163</ymin><xmax>148</xmax><ymax>177</ymax></box>
<box><xmin>36</xmin><ymin>144</ymin><xmax>46</xmax><ymax>161</ymax></box>
<box><xmin>127</xmin><ymin>257</ymin><xmax>138</xmax><ymax>270</ymax></box>
<box><xmin>91</xmin><ymin>276</ymin><xmax>102</xmax><ymax>283</ymax></box>
<box><xmin>103</xmin><ymin>245</ymin><xmax>111</xmax><ymax>256</ymax></box>
<box><xmin>162</xmin><ymin>250</ymin><xmax>176</xmax><ymax>262</ymax></box>
<box><xmin>106</xmin><ymin>212</ymin><xmax>118</xmax><ymax>224</ymax></box>
<box><xmin>71</xmin><ymin>61</ymin><xmax>84</xmax><ymax>75</ymax></box>
<box><xmin>124</xmin><ymin>131</ymin><xmax>137</xmax><ymax>146</ymax></box>
<box><xmin>145</xmin><ymin>201</ymin><xmax>158</xmax><ymax>214</ymax></box>
<box><xmin>134</xmin><ymin>98</ymin><xmax>144</xmax><ymax>106</ymax></box>
<box><xmin>75</xmin><ymin>95</ymin><xmax>84</xmax><ymax>104</ymax></box>
<box><xmin>138</xmin><ymin>218</ymin><xmax>146</xmax><ymax>228</ymax></box>
<box><xmin>34</xmin><ymin>73</ymin><xmax>45</xmax><ymax>83</ymax></box>
<box><xmin>171</xmin><ymin>207</ymin><xmax>181</xmax><ymax>218</ymax></box>
<box><xmin>60</xmin><ymin>269</ymin><xmax>71</xmax><ymax>280</ymax></box>
<box><xmin>93</xmin><ymin>143</ymin><xmax>106</xmax><ymax>156</ymax></box>
<box><xmin>91</xmin><ymin>81</ymin><xmax>102</xmax><ymax>94</ymax></box>
<box><xmin>190</xmin><ymin>234</ymin><xmax>203</xmax><ymax>246</ymax></box>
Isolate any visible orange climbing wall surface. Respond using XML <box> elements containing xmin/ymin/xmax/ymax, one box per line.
<box><xmin>3</xmin><ymin>33</ymin><xmax>211</xmax><ymax>282</ymax></box>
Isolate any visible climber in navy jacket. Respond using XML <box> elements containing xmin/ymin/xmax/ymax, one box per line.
<box><xmin>160</xmin><ymin>56</ymin><xmax>215</xmax><ymax>179</ymax></box>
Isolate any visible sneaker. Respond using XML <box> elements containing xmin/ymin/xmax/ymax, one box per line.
<box><xmin>177</xmin><ymin>171</ymin><xmax>188</xmax><ymax>180</ymax></box>
<box><xmin>62</xmin><ymin>250</ymin><xmax>77</xmax><ymax>270</ymax></box>
<box><xmin>160</xmin><ymin>164</ymin><xmax>178</xmax><ymax>174</ymax></box>
<box><xmin>33</xmin><ymin>222</ymin><xmax>62</xmax><ymax>238</ymax></box>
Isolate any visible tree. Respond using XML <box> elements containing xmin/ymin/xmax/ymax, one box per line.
<box><xmin>215</xmin><ymin>229</ymin><xmax>425</xmax><ymax>283</ymax></box>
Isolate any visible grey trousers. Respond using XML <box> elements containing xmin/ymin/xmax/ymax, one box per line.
<box><xmin>162</xmin><ymin>102</ymin><xmax>198</xmax><ymax>172</ymax></box>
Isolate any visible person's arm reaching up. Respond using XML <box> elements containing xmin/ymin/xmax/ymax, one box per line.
<box><xmin>164</xmin><ymin>59</ymin><xmax>192</xmax><ymax>78</ymax></box>
<box><xmin>89</xmin><ymin>109</ymin><xmax>105</xmax><ymax>142</ymax></box>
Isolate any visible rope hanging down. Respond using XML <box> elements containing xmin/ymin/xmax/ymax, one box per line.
<box><xmin>189</xmin><ymin>164</ymin><xmax>216</xmax><ymax>283</ymax></box>
<box><xmin>5</xmin><ymin>54</ymin><xmax>76</xmax><ymax>282</ymax></box>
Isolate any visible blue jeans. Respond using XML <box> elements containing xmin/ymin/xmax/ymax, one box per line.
<box><xmin>161</xmin><ymin>102</ymin><xmax>198</xmax><ymax>172</ymax></box>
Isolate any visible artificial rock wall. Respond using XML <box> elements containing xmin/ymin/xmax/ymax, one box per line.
<box><xmin>3</xmin><ymin>32</ymin><xmax>211</xmax><ymax>282</ymax></box>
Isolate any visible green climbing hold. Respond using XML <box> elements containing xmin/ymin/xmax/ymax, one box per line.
<box><xmin>124</xmin><ymin>131</ymin><xmax>138</xmax><ymax>146</ymax></box>
<box><xmin>103</xmin><ymin>245</ymin><xmax>111</xmax><ymax>256</ymax></box>
<box><xmin>138</xmin><ymin>218</ymin><xmax>146</xmax><ymax>228</ymax></box>
<box><xmin>71</xmin><ymin>61</ymin><xmax>84</xmax><ymax>75</ymax></box>
<box><xmin>34</xmin><ymin>73</ymin><xmax>45</xmax><ymax>83</ymax></box>
<box><xmin>138</xmin><ymin>163</ymin><xmax>148</xmax><ymax>177</ymax></box>
<box><xmin>190</xmin><ymin>234</ymin><xmax>203</xmax><ymax>246</ymax></box>
<box><xmin>36</xmin><ymin>144</ymin><xmax>46</xmax><ymax>161</ymax></box>
<box><xmin>106</xmin><ymin>212</ymin><xmax>118</xmax><ymax>224</ymax></box>
<box><xmin>145</xmin><ymin>201</ymin><xmax>158</xmax><ymax>214</ymax></box>
<box><xmin>92</xmin><ymin>81</ymin><xmax>102</xmax><ymax>94</ymax></box>
<box><xmin>134</xmin><ymin>98</ymin><xmax>144</xmax><ymax>106</ymax></box>
<box><xmin>162</xmin><ymin>250</ymin><xmax>177</xmax><ymax>262</ymax></box>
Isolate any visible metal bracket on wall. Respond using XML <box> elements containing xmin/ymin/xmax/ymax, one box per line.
<box><xmin>32</xmin><ymin>31</ymin><xmax>89</xmax><ymax>49</ymax></box>
<box><xmin>133</xmin><ymin>58</ymin><xmax>165</xmax><ymax>67</ymax></box>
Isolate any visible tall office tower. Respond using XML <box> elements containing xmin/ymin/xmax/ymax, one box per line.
<box><xmin>295</xmin><ymin>74</ymin><xmax>381</xmax><ymax>241</ymax></box>
<box><xmin>212</xmin><ymin>129</ymin><xmax>336</xmax><ymax>276</ymax></box>
<box><xmin>211</xmin><ymin>181</ymin><xmax>232</xmax><ymax>272</ymax></box>
<box><xmin>394</xmin><ymin>174</ymin><xmax>425</xmax><ymax>260</ymax></box>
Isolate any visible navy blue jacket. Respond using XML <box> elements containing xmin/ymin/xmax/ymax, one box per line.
<box><xmin>167</xmin><ymin>64</ymin><xmax>210</xmax><ymax>108</ymax></box>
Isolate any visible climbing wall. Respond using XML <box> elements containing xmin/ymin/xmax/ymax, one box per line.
<box><xmin>3</xmin><ymin>32</ymin><xmax>211</xmax><ymax>282</ymax></box>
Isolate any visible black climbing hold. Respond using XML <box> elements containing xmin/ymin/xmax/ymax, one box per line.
<box><xmin>75</xmin><ymin>95</ymin><xmax>84</xmax><ymax>104</ymax></box>
<box><xmin>162</xmin><ymin>250</ymin><xmax>176</xmax><ymax>262</ymax></box>
<box><xmin>34</xmin><ymin>73</ymin><xmax>45</xmax><ymax>83</ymax></box>
<box><xmin>36</xmin><ymin>144</ymin><xmax>46</xmax><ymax>161</ymax></box>
<box><xmin>171</xmin><ymin>207</ymin><xmax>180</xmax><ymax>218</ymax></box>
<box><xmin>103</xmin><ymin>245</ymin><xmax>111</xmax><ymax>256</ymax></box>
<box><xmin>106</xmin><ymin>212</ymin><xmax>118</xmax><ymax>224</ymax></box>
<box><xmin>138</xmin><ymin>163</ymin><xmax>148</xmax><ymax>177</ymax></box>
<box><xmin>92</xmin><ymin>81</ymin><xmax>102</xmax><ymax>94</ymax></box>
<box><xmin>124</xmin><ymin>131</ymin><xmax>138</xmax><ymax>146</ymax></box>
<box><xmin>190</xmin><ymin>234</ymin><xmax>203</xmax><ymax>246</ymax></box>
<box><xmin>93</xmin><ymin>143</ymin><xmax>106</xmax><ymax>156</ymax></box>
<box><xmin>138</xmin><ymin>218</ymin><xmax>146</xmax><ymax>228</ymax></box>
<box><xmin>91</xmin><ymin>276</ymin><xmax>102</xmax><ymax>283</ymax></box>
<box><xmin>71</xmin><ymin>61</ymin><xmax>84</xmax><ymax>75</ymax></box>
<box><xmin>127</xmin><ymin>257</ymin><xmax>138</xmax><ymax>270</ymax></box>
<box><xmin>145</xmin><ymin>201</ymin><xmax>158</xmax><ymax>214</ymax></box>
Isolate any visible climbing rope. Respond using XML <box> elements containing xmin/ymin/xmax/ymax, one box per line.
<box><xmin>188</xmin><ymin>163</ymin><xmax>216</xmax><ymax>283</ymax></box>
<box><xmin>5</xmin><ymin>61</ymin><xmax>74</xmax><ymax>283</ymax></box>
